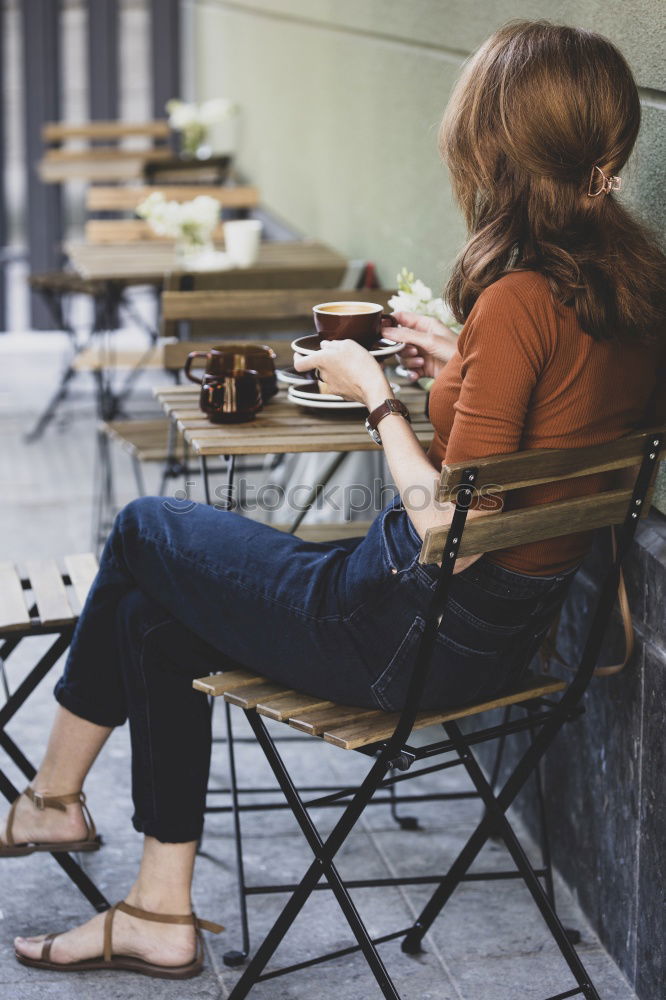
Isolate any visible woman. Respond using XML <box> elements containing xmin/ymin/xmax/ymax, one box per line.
<box><xmin>3</xmin><ymin>20</ymin><xmax>664</xmax><ymax>979</ymax></box>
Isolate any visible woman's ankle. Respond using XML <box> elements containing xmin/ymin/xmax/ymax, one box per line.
<box><xmin>125</xmin><ymin>883</ymin><xmax>193</xmax><ymax>916</ymax></box>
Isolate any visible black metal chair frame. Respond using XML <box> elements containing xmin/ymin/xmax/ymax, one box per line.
<box><xmin>0</xmin><ymin>588</ymin><xmax>109</xmax><ymax>914</ymax></box>
<box><xmin>216</xmin><ymin>432</ymin><xmax>662</xmax><ymax>1000</ymax></box>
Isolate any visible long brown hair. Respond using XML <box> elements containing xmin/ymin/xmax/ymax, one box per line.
<box><xmin>441</xmin><ymin>20</ymin><xmax>666</xmax><ymax>343</ymax></box>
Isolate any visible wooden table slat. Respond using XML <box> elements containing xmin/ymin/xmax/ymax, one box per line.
<box><xmin>154</xmin><ymin>383</ymin><xmax>431</xmax><ymax>457</ymax></box>
<box><xmin>65</xmin><ymin>239</ymin><xmax>347</xmax><ymax>286</ymax></box>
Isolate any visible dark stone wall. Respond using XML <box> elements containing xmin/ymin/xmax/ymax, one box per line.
<box><xmin>470</xmin><ymin>510</ymin><xmax>666</xmax><ymax>1000</ymax></box>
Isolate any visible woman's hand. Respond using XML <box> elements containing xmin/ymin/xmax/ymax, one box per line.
<box><xmin>293</xmin><ymin>339</ymin><xmax>391</xmax><ymax>410</ymax></box>
<box><xmin>391</xmin><ymin>311</ymin><xmax>459</xmax><ymax>380</ymax></box>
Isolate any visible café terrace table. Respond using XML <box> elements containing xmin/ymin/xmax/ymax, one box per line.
<box><xmin>33</xmin><ymin>239</ymin><xmax>348</xmax><ymax>433</ymax></box>
<box><xmin>153</xmin><ymin>382</ymin><xmax>432</xmax><ymax>524</ymax></box>
<box><xmin>64</xmin><ymin>239</ymin><xmax>348</xmax><ymax>290</ymax></box>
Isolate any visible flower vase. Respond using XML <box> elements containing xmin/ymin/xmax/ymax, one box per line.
<box><xmin>175</xmin><ymin>235</ymin><xmax>215</xmax><ymax>269</ymax></box>
<box><xmin>181</xmin><ymin>123</ymin><xmax>211</xmax><ymax>160</ymax></box>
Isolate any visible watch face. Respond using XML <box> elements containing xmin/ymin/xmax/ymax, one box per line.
<box><xmin>364</xmin><ymin>416</ymin><xmax>382</xmax><ymax>446</ymax></box>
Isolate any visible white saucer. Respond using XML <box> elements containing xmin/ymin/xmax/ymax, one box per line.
<box><xmin>286</xmin><ymin>384</ymin><xmax>366</xmax><ymax>412</ymax></box>
<box><xmin>183</xmin><ymin>250</ymin><xmax>233</xmax><ymax>272</ymax></box>
<box><xmin>276</xmin><ymin>366</ymin><xmax>316</xmax><ymax>386</ymax></box>
<box><xmin>289</xmin><ymin>381</ymin><xmax>400</xmax><ymax>404</ymax></box>
<box><xmin>291</xmin><ymin>334</ymin><xmax>404</xmax><ymax>359</ymax></box>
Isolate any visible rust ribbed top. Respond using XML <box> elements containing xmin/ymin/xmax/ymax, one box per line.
<box><xmin>427</xmin><ymin>271</ymin><xmax>664</xmax><ymax>576</ymax></box>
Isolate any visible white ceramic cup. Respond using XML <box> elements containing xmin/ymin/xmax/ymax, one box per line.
<box><xmin>224</xmin><ymin>219</ymin><xmax>262</xmax><ymax>268</ymax></box>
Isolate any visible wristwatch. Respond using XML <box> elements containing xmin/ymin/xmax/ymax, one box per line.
<box><xmin>365</xmin><ymin>398</ymin><xmax>411</xmax><ymax>446</ymax></box>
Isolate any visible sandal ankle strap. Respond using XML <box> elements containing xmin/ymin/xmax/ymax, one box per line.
<box><xmin>24</xmin><ymin>786</ymin><xmax>97</xmax><ymax>842</ymax></box>
<box><xmin>25</xmin><ymin>787</ymin><xmax>83</xmax><ymax>812</ymax></box>
<box><xmin>103</xmin><ymin>902</ymin><xmax>224</xmax><ymax>962</ymax></box>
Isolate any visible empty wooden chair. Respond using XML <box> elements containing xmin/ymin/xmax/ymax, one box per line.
<box><xmin>39</xmin><ymin>120</ymin><xmax>172</xmax><ymax>184</ymax></box>
<box><xmin>193</xmin><ymin>425</ymin><xmax>664</xmax><ymax>999</ymax></box>
<box><xmin>0</xmin><ymin>554</ymin><xmax>108</xmax><ymax>911</ymax></box>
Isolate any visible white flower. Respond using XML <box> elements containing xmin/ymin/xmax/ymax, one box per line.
<box><xmin>199</xmin><ymin>98</ymin><xmax>237</xmax><ymax>125</ymax></box>
<box><xmin>389</xmin><ymin>268</ymin><xmax>461</xmax><ymax>331</ymax></box>
<box><xmin>166</xmin><ymin>97</ymin><xmax>237</xmax><ymax>131</ymax></box>
<box><xmin>411</xmin><ymin>279</ymin><xmax>433</xmax><ymax>302</ymax></box>
<box><xmin>136</xmin><ymin>192</ymin><xmax>220</xmax><ymax>243</ymax></box>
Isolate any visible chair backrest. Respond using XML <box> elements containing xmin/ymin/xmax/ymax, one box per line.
<box><xmin>86</xmin><ymin>185</ymin><xmax>259</xmax><ymax>213</ymax></box>
<box><xmin>42</xmin><ymin>119</ymin><xmax>171</xmax><ymax>144</ymax></box>
<box><xmin>160</xmin><ymin>288</ymin><xmax>396</xmax><ymax>338</ymax></box>
<box><xmin>420</xmin><ymin>427</ymin><xmax>665</xmax><ymax>564</ymax></box>
<box><xmin>84</xmin><ymin>220</ymin><xmax>227</xmax><ymax>244</ymax></box>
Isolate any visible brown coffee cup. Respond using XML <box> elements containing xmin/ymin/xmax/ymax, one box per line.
<box><xmin>185</xmin><ymin>343</ymin><xmax>277</xmax><ymax>401</ymax></box>
<box><xmin>199</xmin><ymin>369</ymin><xmax>263</xmax><ymax>424</ymax></box>
<box><xmin>313</xmin><ymin>301</ymin><xmax>398</xmax><ymax>349</ymax></box>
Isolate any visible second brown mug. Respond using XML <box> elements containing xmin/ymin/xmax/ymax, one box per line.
<box><xmin>184</xmin><ymin>343</ymin><xmax>278</xmax><ymax>401</ymax></box>
<box><xmin>199</xmin><ymin>369</ymin><xmax>263</xmax><ymax>424</ymax></box>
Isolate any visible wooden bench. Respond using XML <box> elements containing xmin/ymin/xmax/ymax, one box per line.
<box><xmin>194</xmin><ymin>424</ymin><xmax>664</xmax><ymax>997</ymax></box>
<box><xmin>0</xmin><ymin>554</ymin><xmax>108</xmax><ymax>912</ymax></box>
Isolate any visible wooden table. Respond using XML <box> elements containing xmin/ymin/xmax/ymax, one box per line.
<box><xmin>154</xmin><ymin>382</ymin><xmax>432</xmax><ymax>511</ymax></box>
<box><xmin>64</xmin><ymin>239</ymin><xmax>348</xmax><ymax>289</ymax></box>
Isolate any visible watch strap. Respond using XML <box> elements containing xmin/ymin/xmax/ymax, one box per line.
<box><xmin>366</xmin><ymin>398</ymin><xmax>411</xmax><ymax>433</ymax></box>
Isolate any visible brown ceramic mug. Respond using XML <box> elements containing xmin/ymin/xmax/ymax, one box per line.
<box><xmin>199</xmin><ymin>369</ymin><xmax>263</xmax><ymax>424</ymax></box>
<box><xmin>184</xmin><ymin>343</ymin><xmax>278</xmax><ymax>401</ymax></box>
<box><xmin>313</xmin><ymin>301</ymin><xmax>399</xmax><ymax>349</ymax></box>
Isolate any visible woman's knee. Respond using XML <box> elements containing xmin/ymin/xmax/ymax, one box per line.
<box><xmin>115</xmin><ymin>496</ymin><xmax>167</xmax><ymax>538</ymax></box>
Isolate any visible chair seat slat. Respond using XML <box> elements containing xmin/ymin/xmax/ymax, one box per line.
<box><xmin>322</xmin><ymin>675</ymin><xmax>567</xmax><ymax>750</ymax></box>
<box><xmin>289</xmin><ymin>704</ymin><xmax>379</xmax><ymax>736</ymax></box>
<box><xmin>225</xmin><ymin>681</ymin><xmax>294</xmax><ymax>709</ymax></box>
<box><xmin>255</xmin><ymin>692</ymin><xmax>334</xmax><ymax>721</ymax></box>
<box><xmin>192</xmin><ymin>670</ymin><xmax>267</xmax><ymax>696</ymax></box>
<box><xmin>63</xmin><ymin>554</ymin><xmax>99</xmax><ymax>613</ymax></box>
<box><xmin>0</xmin><ymin>562</ymin><xmax>31</xmax><ymax>632</ymax></box>
<box><xmin>25</xmin><ymin>559</ymin><xmax>76</xmax><ymax>626</ymax></box>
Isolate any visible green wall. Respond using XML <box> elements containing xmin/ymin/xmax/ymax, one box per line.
<box><xmin>193</xmin><ymin>0</ymin><xmax>666</xmax><ymax>507</ymax></box>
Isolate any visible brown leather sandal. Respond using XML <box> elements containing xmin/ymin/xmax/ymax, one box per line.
<box><xmin>0</xmin><ymin>787</ymin><xmax>101</xmax><ymax>857</ymax></box>
<box><xmin>15</xmin><ymin>900</ymin><xmax>224</xmax><ymax>979</ymax></box>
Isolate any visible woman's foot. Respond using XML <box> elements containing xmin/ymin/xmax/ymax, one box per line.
<box><xmin>0</xmin><ymin>789</ymin><xmax>88</xmax><ymax>848</ymax></box>
<box><xmin>14</xmin><ymin>899</ymin><xmax>197</xmax><ymax>968</ymax></box>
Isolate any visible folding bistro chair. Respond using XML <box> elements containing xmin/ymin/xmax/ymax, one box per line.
<box><xmin>194</xmin><ymin>425</ymin><xmax>664</xmax><ymax>1000</ymax></box>
<box><xmin>0</xmin><ymin>554</ymin><xmax>109</xmax><ymax>913</ymax></box>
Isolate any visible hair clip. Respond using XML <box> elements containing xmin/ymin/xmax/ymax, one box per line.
<box><xmin>587</xmin><ymin>164</ymin><xmax>622</xmax><ymax>197</ymax></box>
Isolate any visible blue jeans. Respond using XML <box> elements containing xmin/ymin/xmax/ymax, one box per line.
<box><xmin>55</xmin><ymin>496</ymin><xmax>578</xmax><ymax>842</ymax></box>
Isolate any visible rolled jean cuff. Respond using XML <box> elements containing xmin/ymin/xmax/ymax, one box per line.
<box><xmin>132</xmin><ymin>814</ymin><xmax>204</xmax><ymax>844</ymax></box>
<box><xmin>54</xmin><ymin>679</ymin><xmax>127</xmax><ymax>729</ymax></box>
